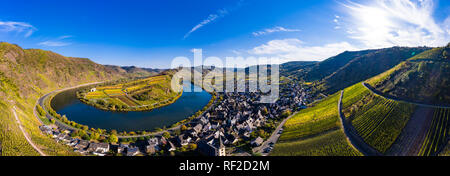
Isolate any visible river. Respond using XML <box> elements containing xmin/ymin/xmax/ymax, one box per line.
<box><xmin>51</xmin><ymin>82</ymin><xmax>211</xmax><ymax>132</ymax></box>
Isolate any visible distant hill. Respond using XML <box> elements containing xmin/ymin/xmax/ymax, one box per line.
<box><xmin>279</xmin><ymin>61</ymin><xmax>317</xmax><ymax>79</ymax></box>
<box><xmin>367</xmin><ymin>43</ymin><xmax>450</xmax><ymax>105</ymax></box>
<box><xmin>105</xmin><ymin>65</ymin><xmax>162</xmax><ymax>78</ymax></box>
<box><xmin>303</xmin><ymin>50</ymin><xmax>379</xmax><ymax>82</ymax></box>
<box><xmin>317</xmin><ymin>46</ymin><xmax>430</xmax><ymax>94</ymax></box>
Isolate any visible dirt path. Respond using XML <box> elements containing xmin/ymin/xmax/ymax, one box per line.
<box><xmin>12</xmin><ymin>106</ymin><xmax>47</xmax><ymax>156</ymax></box>
<box><xmin>385</xmin><ymin>106</ymin><xmax>434</xmax><ymax>156</ymax></box>
<box><xmin>338</xmin><ymin>90</ymin><xmax>382</xmax><ymax>156</ymax></box>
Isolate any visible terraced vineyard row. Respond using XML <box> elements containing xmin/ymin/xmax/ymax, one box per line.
<box><xmin>352</xmin><ymin>99</ymin><xmax>396</xmax><ymax>138</ymax></box>
<box><xmin>273</xmin><ymin>92</ymin><xmax>361</xmax><ymax>156</ymax></box>
<box><xmin>117</xmin><ymin>96</ymin><xmax>139</xmax><ymax>107</ymax></box>
<box><xmin>342</xmin><ymin>83</ymin><xmax>370</xmax><ymax>109</ymax></box>
<box><xmin>271</xmin><ymin>129</ymin><xmax>362</xmax><ymax>156</ymax></box>
<box><xmin>281</xmin><ymin>92</ymin><xmax>340</xmax><ymax>141</ymax></box>
<box><xmin>347</xmin><ymin>93</ymin><xmax>415</xmax><ymax>153</ymax></box>
<box><xmin>419</xmin><ymin>108</ymin><xmax>450</xmax><ymax>156</ymax></box>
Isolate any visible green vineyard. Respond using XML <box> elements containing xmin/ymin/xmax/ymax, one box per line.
<box><xmin>419</xmin><ymin>108</ymin><xmax>450</xmax><ymax>156</ymax></box>
<box><xmin>344</xmin><ymin>90</ymin><xmax>415</xmax><ymax>153</ymax></box>
<box><xmin>280</xmin><ymin>93</ymin><xmax>340</xmax><ymax>142</ymax></box>
<box><xmin>271</xmin><ymin>129</ymin><xmax>362</xmax><ymax>156</ymax></box>
<box><xmin>272</xmin><ymin>92</ymin><xmax>361</xmax><ymax>156</ymax></box>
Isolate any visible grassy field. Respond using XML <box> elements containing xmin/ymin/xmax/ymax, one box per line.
<box><xmin>272</xmin><ymin>92</ymin><xmax>361</xmax><ymax>156</ymax></box>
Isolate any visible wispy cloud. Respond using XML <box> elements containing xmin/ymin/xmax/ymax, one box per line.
<box><xmin>38</xmin><ymin>35</ymin><xmax>73</xmax><ymax>47</ymax></box>
<box><xmin>183</xmin><ymin>1</ymin><xmax>244</xmax><ymax>39</ymax></box>
<box><xmin>252</xmin><ymin>26</ymin><xmax>300</xmax><ymax>36</ymax></box>
<box><xmin>343</xmin><ymin>0</ymin><xmax>449</xmax><ymax>48</ymax></box>
<box><xmin>333</xmin><ymin>15</ymin><xmax>341</xmax><ymax>30</ymax></box>
<box><xmin>249</xmin><ymin>38</ymin><xmax>358</xmax><ymax>62</ymax></box>
<box><xmin>0</xmin><ymin>20</ymin><xmax>36</xmax><ymax>37</ymax></box>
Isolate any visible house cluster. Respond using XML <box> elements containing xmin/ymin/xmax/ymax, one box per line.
<box><xmin>39</xmin><ymin>124</ymin><xmax>183</xmax><ymax>156</ymax></box>
<box><xmin>40</xmin><ymin>125</ymin><xmax>110</xmax><ymax>156</ymax></box>
<box><xmin>169</xmin><ymin>82</ymin><xmax>310</xmax><ymax>156</ymax></box>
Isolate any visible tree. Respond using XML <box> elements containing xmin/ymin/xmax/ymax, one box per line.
<box><xmin>50</xmin><ymin>119</ymin><xmax>55</xmax><ymax>124</ymax></box>
<box><xmin>82</xmin><ymin>125</ymin><xmax>89</xmax><ymax>131</ymax></box>
<box><xmin>36</xmin><ymin>105</ymin><xmax>46</xmax><ymax>116</ymax></box>
<box><xmin>90</xmin><ymin>132</ymin><xmax>100</xmax><ymax>140</ymax></box>
<box><xmin>280</xmin><ymin>110</ymin><xmax>292</xmax><ymax>118</ymax></box>
<box><xmin>162</xmin><ymin>132</ymin><xmax>171</xmax><ymax>139</ymax></box>
<box><xmin>108</xmin><ymin>134</ymin><xmax>119</xmax><ymax>143</ymax></box>
<box><xmin>262</xmin><ymin>107</ymin><xmax>268</xmax><ymax>115</ymax></box>
<box><xmin>110</xmin><ymin>129</ymin><xmax>118</xmax><ymax>135</ymax></box>
<box><xmin>180</xmin><ymin>125</ymin><xmax>187</xmax><ymax>131</ymax></box>
<box><xmin>188</xmin><ymin>143</ymin><xmax>197</xmax><ymax>150</ymax></box>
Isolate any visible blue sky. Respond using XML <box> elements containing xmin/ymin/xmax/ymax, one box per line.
<box><xmin>0</xmin><ymin>0</ymin><xmax>449</xmax><ymax>68</ymax></box>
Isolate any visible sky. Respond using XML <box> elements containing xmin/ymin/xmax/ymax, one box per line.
<box><xmin>0</xmin><ymin>0</ymin><xmax>449</xmax><ymax>68</ymax></box>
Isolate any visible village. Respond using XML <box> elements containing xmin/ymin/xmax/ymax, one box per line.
<box><xmin>38</xmin><ymin>80</ymin><xmax>311</xmax><ymax>156</ymax></box>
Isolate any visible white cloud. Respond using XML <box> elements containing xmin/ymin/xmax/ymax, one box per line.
<box><xmin>343</xmin><ymin>0</ymin><xmax>449</xmax><ymax>48</ymax></box>
<box><xmin>249</xmin><ymin>38</ymin><xmax>358</xmax><ymax>62</ymax></box>
<box><xmin>38</xmin><ymin>35</ymin><xmax>72</xmax><ymax>47</ymax></box>
<box><xmin>183</xmin><ymin>0</ymin><xmax>244</xmax><ymax>39</ymax></box>
<box><xmin>252</xmin><ymin>26</ymin><xmax>301</xmax><ymax>36</ymax></box>
<box><xmin>333</xmin><ymin>15</ymin><xmax>341</xmax><ymax>30</ymax></box>
<box><xmin>0</xmin><ymin>21</ymin><xmax>36</xmax><ymax>37</ymax></box>
<box><xmin>183</xmin><ymin>11</ymin><xmax>226</xmax><ymax>39</ymax></box>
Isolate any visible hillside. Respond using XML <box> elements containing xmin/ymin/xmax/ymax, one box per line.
<box><xmin>303</xmin><ymin>50</ymin><xmax>378</xmax><ymax>82</ymax></box>
<box><xmin>367</xmin><ymin>44</ymin><xmax>450</xmax><ymax>105</ymax></box>
<box><xmin>317</xmin><ymin>47</ymin><xmax>430</xmax><ymax>94</ymax></box>
<box><xmin>0</xmin><ymin>42</ymin><xmax>152</xmax><ymax>155</ymax></box>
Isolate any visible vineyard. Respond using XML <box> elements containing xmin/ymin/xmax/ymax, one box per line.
<box><xmin>79</xmin><ymin>74</ymin><xmax>182</xmax><ymax>111</ymax></box>
<box><xmin>419</xmin><ymin>108</ymin><xmax>450</xmax><ymax>156</ymax></box>
<box><xmin>342</xmin><ymin>83</ymin><xmax>370</xmax><ymax>110</ymax></box>
<box><xmin>281</xmin><ymin>92</ymin><xmax>340</xmax><ymax>141</ymax></box>
<box><xmin>344</xmin><ymin>91</ymin><xmax>415</xmax><ymax>153</ymax></box>
<box><xmin>271</xmin><ymin>129</ymin><xmax>362</xmax><ymax>156</ymax></box>
<box><xmin>273</xmin><ymin>92</ymin><xmax>361</xmax><ymax>156</ymax></box>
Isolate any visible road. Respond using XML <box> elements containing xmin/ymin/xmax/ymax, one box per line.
<box><xmin>12</xmin><ymin>106</ymin><xmax>47</xmax><ymax>156</ymax></box>
<box><xmin>252</xmin><ymin>111</ymin><xmax>298</xmax><ymax>156</ymax></box>
<box><xmin>362</xmin><ymin>82</ymin><xmax>450</xmax><ymax>109</ymax></box>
